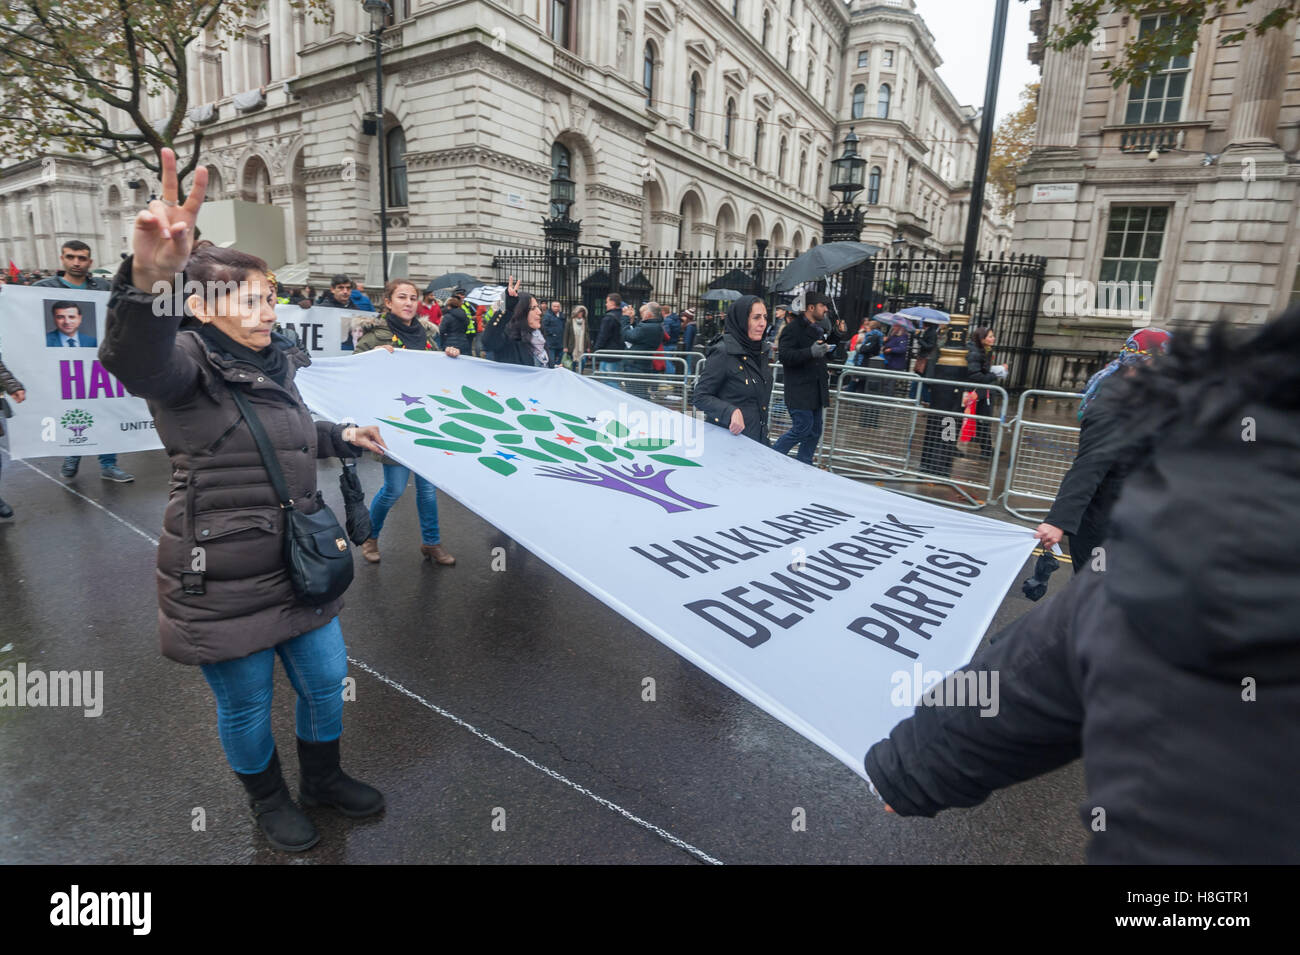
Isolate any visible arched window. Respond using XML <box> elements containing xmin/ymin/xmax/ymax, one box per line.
<box><xmin>643</xmin><ymin>42</ymin><xmax>655</xmax><ymax>107</ymax></box>
<box><xmin>386</xmin><ymin>126</ymin><xmax>408</xmax><ymax>207</ymax></box>
<box><xmin>724</xmin><ymin>98</ymin><xmax>736</xmax><ymax>151</ymax></box>
<box><xmin>753</xmin><ymin>118</ymin><xmax>765</xmax><ymax>166</ymax></box>
<box><xmin>777</xmin><ymin>136</ymin><xmax>788</xmax><ymax>178</ymax></box>
<box><xmin>551</xmin><ymin>0</ymin><xmax>573</xmax><ymax>50</ymax></box>
<box><xmin>677</xmin><ymin>199</ymin><xmax>687</xmax><ymax>250</ymax></box>
<box><xmin>867</xmin><ymin>165</ymin><xmax>881</xmax><ymax>205</ymax></box>
<box><xmin>798</xmin><ymin>150</ymin><xmax>807</xmax><ymax>191</ymax></box>
<box><xmin>761</xmin><ymin>9</ymin><xmax>770</xmax><ymax>47</ymax></box>
<box><xmin>851</xmin><ymin>84</ymin><xmax>865</xmax><ymax>119</ymax></box>
<box><xmin>688</xmin><ymin>73</ymin><xmax>700</xmax><ymax>131</ymax></box>
<box><xmin>785</xmin><ymin>38</ymin><xmax>794</xmax><ymax>71</ymax></box>
<box><xmin>877</xmin><ymin>83</ymin><xmax>891</xmax><ymax>119</ymax></box>
<box><xmin>551</xmin><ymin>141</ymin><xmax>572</xmax><ymax>217</ymax></box>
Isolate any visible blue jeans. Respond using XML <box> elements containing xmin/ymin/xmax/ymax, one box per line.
<box><xmin>63</xmin><ymin>454</ymin><xmax>117</xmax><ymax>468</ymax></box>
<box><xmin>598</xmin><ymin>359</ymin><xmax>624</xmax><ymax>390</ymax></box>
<box><xmin>200</xmin><ymin>618</ymin><xmax>347</xmax><ymax>774</ymax></box>
<box><xmin>369</xmin><ymin>462</ymin><xmax>440</xmax><ymax>545</ymax></box>
<box><xmin>772</xmin><ymin>407</ymin><xmax>824</xmax><ymax>464</ymax></box>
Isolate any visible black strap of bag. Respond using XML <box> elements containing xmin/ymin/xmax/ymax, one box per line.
<box><xmin>229</xmin><ymin>385</ymin><xmax>354</xmax><ymax>605</ymax></box>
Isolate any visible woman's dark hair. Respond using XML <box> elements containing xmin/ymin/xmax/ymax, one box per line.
<box><xmin>971</xmin><ymin>326</ymin><xmax>993</xmax><ymax>347</ymax></box>
<box><xmin>185</xmin><ymin>245</ymin><xmax>269</xmax><ymax>288</ymax></box>
<box><xmin>1107</xmin><ymin>306</ymin><xmax>1300</xmax><ymax>470</ymax></box>
<box><xmin>506</xmin><ymin>293</ymin><xmax>536</xmax><ymax>341</ymax></box>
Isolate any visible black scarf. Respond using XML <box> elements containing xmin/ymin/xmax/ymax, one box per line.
<box><xmin>385</xmin><ymin>311</ymin><xmax>428</xmax><ymax>351</ymax></box>
<box><xmin>725</xmin><ymin>295</ymin><xmax>765</xmax><ymax>361</ymax></box>
<box><xmin>198</xmin><ymin>323</ymin><xmax>288</xmax><ymax>387</ymax></box>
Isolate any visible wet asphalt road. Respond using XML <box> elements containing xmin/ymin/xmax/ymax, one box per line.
<box><xmin>0</xmin><ymin>446</ymin><xmax>1086</xmax><ymax>864</ymax></box>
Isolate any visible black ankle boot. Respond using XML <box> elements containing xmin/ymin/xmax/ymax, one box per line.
<box><xmin>297</xmin><ymin>737</ymin><xmax>385</xmax><ymax>817</ymax></box>
<box><xmin>235</xmin><ymin>748</ymin><xmax>320</xmax><ymax>851</ymax></box>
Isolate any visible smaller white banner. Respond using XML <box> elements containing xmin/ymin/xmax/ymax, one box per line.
<box><xmin>1032</xmin><ymin>182</ymin><xmax>1079</xmax><ymax>203</ymax></box>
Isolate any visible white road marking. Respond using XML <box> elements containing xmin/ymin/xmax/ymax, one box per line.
<box><xmin>2</xmin><ymin>449</ymin><xmax>723</xmax><ymax>864</ymax></box>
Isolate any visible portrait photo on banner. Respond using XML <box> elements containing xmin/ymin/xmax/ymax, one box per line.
<box><xmin>44</xmin><ymin>298</ymin><xmax>99</xmax><ymax>348</ymax></box>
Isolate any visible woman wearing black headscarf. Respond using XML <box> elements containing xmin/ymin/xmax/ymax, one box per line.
<box><xmin>692</xmin><ymin>294</ymin><xmax>772</xmax><ymax>444</ymax></box>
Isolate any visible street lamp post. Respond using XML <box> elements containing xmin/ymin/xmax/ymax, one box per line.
<box><xmin>363</xmin><ymin>0</ymin><xmax>391</xmax><ymax>283</ymax></box>
<box><xmin>542</xmin><ymin>155</ymin><xmax>581</xmax><ymax>308</ymax></box>
<box><xmin>822</xmin><ymin>129</ymin><xmax>867</xmax><ymax>243</ymax></box>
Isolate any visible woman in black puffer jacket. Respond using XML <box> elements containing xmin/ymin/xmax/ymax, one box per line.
<box><xmin>692</xmin><ymin>295</ymin><xmax>772</xmax><ymax>445</ymax></box>
<box><xmin>99</xmin><ymin>149</ymin><xmax>389</xmax><ymax>855</ymax></box>
<box><xmin>480</xmin><ymin>285</ymin><xmax>557</xmax><ymax>368</ymax></box>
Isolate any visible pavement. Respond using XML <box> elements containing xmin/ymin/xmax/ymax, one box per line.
<box><xmin>0</xmin><ymin>444</ymin><xmax>1086</xmax><ymax>864</ymax></box>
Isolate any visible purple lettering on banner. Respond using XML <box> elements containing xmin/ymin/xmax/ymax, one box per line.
<box><xmin>88</xmin><ymin>361</ymin><xmax>114</xmax><ymax>399</ymax></box>
<box><xmin>60</xmin><ymin>360</ymin><xmax>85</xmax><ymax>400</ymax></box>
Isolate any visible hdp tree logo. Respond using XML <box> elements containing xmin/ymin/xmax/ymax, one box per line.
<box><xmin>380</xmin><ymin>386</ymin><xmax>714</xmax><ymax>513</ymax></box>
<box><xmin>61</xmin><ymin>408</ymin><xmax>94</xmax><ymax>443</ymax></box>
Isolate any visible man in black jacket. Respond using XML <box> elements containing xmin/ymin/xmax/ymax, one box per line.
<box><xmin>438</xmin><ymin>288</ymin><xmax>474</xmax><ymax>353</ymax></box>
<box><xmin>593</xmin><ymin>293</ymin><xmax>625</xmax><ymax>386</ymax></box>
<box><xmin>772</xmin><ymin>292</ymin><xmax>838</xmax><ymax>465</ymax></box>
<box><xmin>864</xmin><ymin>308</ymin><xmax>1300</xmax><ymax>863</ymax></box>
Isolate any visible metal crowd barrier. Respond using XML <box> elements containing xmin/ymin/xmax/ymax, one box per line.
<box><xmin>822</xmin><ymin>368</ymin><xmax>1010</xmax><ymax>510</ymax></box>
<box><xmin>1000</xmin><ymin>390</ymin><xmax>1084</xmax><ymax>522</ymax></box>
<box><xmin>578</xmin><ymin>351</ymin><xmax>695</xmax><ymax>416</ymax></box>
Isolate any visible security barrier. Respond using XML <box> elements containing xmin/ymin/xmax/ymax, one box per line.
<box><xmin>1000</xmin><ymin>390</ymin><xmax>1084</xmax><ymax>522</ymax></box>
<box><xmin>579</xmin><ymin>351</ymin><xmax>694</xmax><ymax>416</ymax></box>
<box><xmin>823</xmin><ymin>369</ymin><xmax>1009</xmax><ymax>510</ymax></box>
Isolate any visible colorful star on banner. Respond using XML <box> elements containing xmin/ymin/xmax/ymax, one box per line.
<box><xmin>495</xmin><ymin>451</ymin><xmax>519</xmax><ymax>460</ymax></box>
<box><xmin>586</xmin><ymin>416</ymin><xmax>598</xmax><ymax>422</ymax></box>
<box><xmin>528</xmin><ymin>398</ymin><xmax>539</xmax><ymax>404</ymax></box>
<box><xmin>555</xmin><ymin>434</ymin><xmax>578</xmax><ymax>445</ymax></box>
<box><xmin>487</xmin><ymin>390</ymin><xmax>498</xmax><ymax>396</ymax></box>
<box><xmin>397</xmin><ymin>393</ymin><xmax>424</xmax><ymax>406</ymax></box>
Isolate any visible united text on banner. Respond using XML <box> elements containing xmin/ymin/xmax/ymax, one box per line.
<box><xmin>295</xmin><ymin>350</ymin><xmax>1038</xmax><ymax>777</ymax></box>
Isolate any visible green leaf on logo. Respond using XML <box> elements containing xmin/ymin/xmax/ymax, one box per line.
<box><xmin>461</xmin><ymin>387</ymin><xmax>504</xmax><ymax>414</ymax></box>
<box><xmin>586</xmin><ymin>445</ymin><xmax>618</xmax><ymax>463</ymax></box>
<box><xmin>413</xmin><ymin>438</ymin><xmax>481</xmax><ymax>453</ymax></box>
<box><xmin>565</xmin><ymin>425</ymin><xmax>611</xmax><ymax>444</ymax></box>
<box><xmin>405</xmin><ymin>408</ymin><xmax>433</xmax><ymax>424</ymax></box>
<box><xmin>605</xmin><ymin>420</ymin><xmax>630</xmax><ymax>438</ymax></box>
<box><xmin>384</xmin><ymin>419</ymin><xmax>441</xmax><ymax>438</ymax></box>
<box><xmin>506</xmin><ymin>446</ymin><xmax>560</xmax><ymax>463</ymax></box>
<box><xmin>429</xmin><ymin>395</ymin><xmax>470</xmax><ymax>410</ymax></box>
<box><xmin>505</xmin><ymin>398</ymin><xmax>526</xmax><ymax>412</ymax></box>
<box><xmin>610</xmin><ymin>446</ymin><xmax>635</xmax><ymax>460</ymax></box>
<box><xmin>448</xmin><ymin>412</ymin><xmax>517</xmax><ymax>431</ymax></box>
<box><xmin>441</xmin><ymin>422</ymin><xmax>485</xmax><ymax>444</ymax></box>
<box><xmin>648</xmin><ymin>453</ymin><xmax>701</xmax><ymax>467</ymax></box>
<box><xmin>536</xmin><ymin>438</ymin><xmax>587</xmax><ymax>462</ymax></box>
<box><xmin>517</xmin><ymin>414</ymin><xmax>553</xmax><ymax>432</ymax></box>
<box><xmin>550</xmin><ymin>410</ymin><xmax>586</xmax><ymax>424</ymax></box>
<box><xmin>494</xmin><ymin>434</ymin><xmax>525</xmax><ymax>444</ymax></box>
<box><xmin>479</xmin><ymin>456</ymin><xmax>517</xmax><ymax>476</ymax></box>
<box><xmin>625</xmin><ymin>438</ymin><xmax>674</xmax><ymax>451</ymax></box>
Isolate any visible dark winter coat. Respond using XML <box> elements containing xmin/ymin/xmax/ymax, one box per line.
<box><xmin>865</xmin><ymin>399</ymin><xmax>1300</xmax><ymax>863</ymax></box>
<box><xmin>593</xmin><ymin>308</ymin><xmax>625</xmax><ymax>354</ymax></box>
<box><xmin>100</xmin><ymin>257</ymin><xmax>357</xmax><ymax>666</ymax></box>
<box><xmin>778</xmin><ymin>314</ymin><xmax>839</xmax><ymax>411</ymax></box>
<box><xmin>33</xmin><ymin>274</ymin><xmax>111</xmax><ymax>291</ymax></box>
<box><xmin>692</xmin><ymin>300</ymin><xmax>772</xmax><ymax>445</ymax></box>
<box><xmin>624</xmin><ymin>316</ymin><xmax>665</xmax><ymax>373</ymax></box>
<box><xmin>480</xmin><ymin>309</ymin><xmax>548</xmax><ymax>367</ymax></box>
<box><xmin>880</xmin><ymin>329</ymin><xmax>911</xmax><ymax>372</ymax></box>
<box><xmin>965</xmin><ymin>340</ymin><xmax>998</xmax><ymax>384</ymax></box>
<box><xmin>315</xmin><ymin>289</ymin><xmax>366</xmax><ymax>311</ymax></box>
<box><xmin>681</xmin><ymin>322</ymin><xmax>698</xmax><ymax>353</ymax></box>
<box><xmin>541</xmin><ymin>308</ymin><xmax>565</xmax><ymax>354</ymax></box>
<box><xmin>1040</xmin><ymin>377</ymin><xmax>1134</xmax><ymax>570</ymax></box>
<box><xmin>663</xmin><ymin>312</ymin><xmax>682</xmax><ymax>346</ymax></box>
<box><xmin>351</xmin><ymin>313</ymin><xmax>441</xmax><ymax>355</ymax></box>
<box><xmin>439</xmin><ymin>301</ymin><xmax>476</xmax><ymax>353</ymax></box>
<box><xmin>0</xmin><ymin>355</ymin><xmax>23</xmax><ymax>438</ymax></box>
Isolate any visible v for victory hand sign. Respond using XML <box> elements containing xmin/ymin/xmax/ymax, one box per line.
<box><xmin>131</xmin><ymin>148</ymin><xmax>209</xmax><ymax>294</ymax></box>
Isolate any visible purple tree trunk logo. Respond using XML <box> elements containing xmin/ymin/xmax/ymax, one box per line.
<box><xmin>380</xmin><ymin>387</ymin><xmax>715</xmax><ymax>513</ymax></box>
<box><xmin>60</xmin><ymin>409</ymin><xmax>94</xmax><ymax>441</ymax></box>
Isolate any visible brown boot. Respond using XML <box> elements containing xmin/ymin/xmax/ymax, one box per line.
<box><xmin>361</xmin><ymin>538</ymin><xmax>381</xmax><ymax>563</ymax></box>
<box><xmin>421</xmin><ymin>543</ymin><xmax>455</xmax><ymax>566</ymax></box>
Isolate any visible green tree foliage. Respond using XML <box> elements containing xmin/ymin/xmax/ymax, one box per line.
<box><xmin>1041</xmin><ymin>0</ymin><xmax>1299</xmax><ymax>87</ymax></box>
<box><xmin>0</xmin><ymin>1</ymin><xmax>329</xmax><ymax>191</ymax></box>
<box><xmin>989</xmin><ymin>82</ymin><xmax>1037</xmax><ymax>217</ymax></box>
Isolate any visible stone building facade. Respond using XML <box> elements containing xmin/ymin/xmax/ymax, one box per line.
<box><xmin>1016</xmin><ymin>0</ymin><xmax>1299</xmax><ymax>351</ymax></box>
<box><xmin>0</xmin><ymin>0</ymin><xmax>1008</xmax><ymax>286</ymax></box>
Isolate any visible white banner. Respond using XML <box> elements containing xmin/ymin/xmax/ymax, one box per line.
<box><xmin>0</xmin><ymin>284</ymin><xmax>353</xmax><ymax>458</ymax></box>
<box><xmin>296</xmin><ymin>351</ymin><xmax>1038</xmax><ymax>778</ymax></box>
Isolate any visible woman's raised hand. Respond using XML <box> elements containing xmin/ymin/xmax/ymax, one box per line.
<box><xmin>506</xmin><ymin>275</ymin><xmax>521</xmax><ymax>297</ymax></box>
<box><xmin>132</xmin><ymin>148</ymin><xmax>209</xmax><ymax>293</ymax></box>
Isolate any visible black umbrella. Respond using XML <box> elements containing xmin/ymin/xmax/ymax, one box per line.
<box><xmin>426</xmin><ymin>272</ymin><xmax>478</xmax><ymax>294</ymax></box>
<box><xmin>339</xmin><ymin>458</ymin><xmax>372</xmax><ymax>545</ymax></box>
<box><xmin>771</xmin><ymin>241</ymin><xmax>881</xmax><ymax>292</ymax></box>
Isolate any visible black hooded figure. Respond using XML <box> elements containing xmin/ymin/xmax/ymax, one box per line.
<box><xmin>692</xmin><ymin>294</ymin><xmax>772</xmax><ymax>444</ymax></box>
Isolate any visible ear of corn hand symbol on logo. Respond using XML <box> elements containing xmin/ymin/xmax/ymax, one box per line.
<box><xmin>381</xmin><ymin>386</ymin><xmax>715</xmax><ymax>514</ymax></box>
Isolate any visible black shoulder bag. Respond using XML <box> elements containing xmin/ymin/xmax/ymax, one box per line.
<box><xmin>229</xmin><ymin>386</ymin><xmax>354</xmax><ymax>605</ymax></box>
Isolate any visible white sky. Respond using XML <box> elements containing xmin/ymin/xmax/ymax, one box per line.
<box><xmin>910</xmin><ymin>0</ymin><xmax>1040</xmax><ymax>125</ymax></box>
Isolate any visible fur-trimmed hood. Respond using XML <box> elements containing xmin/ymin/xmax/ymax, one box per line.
<box><xmin>351</xmin><ymin>312</ymin><xmax>439</xmax><ymax>337</ymax></box>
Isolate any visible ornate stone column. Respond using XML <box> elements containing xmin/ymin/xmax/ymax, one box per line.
<box><xmin>1224</xmin><ymin>0</ymin><xmax>1291</xmax><ymax>149</ymax></box>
